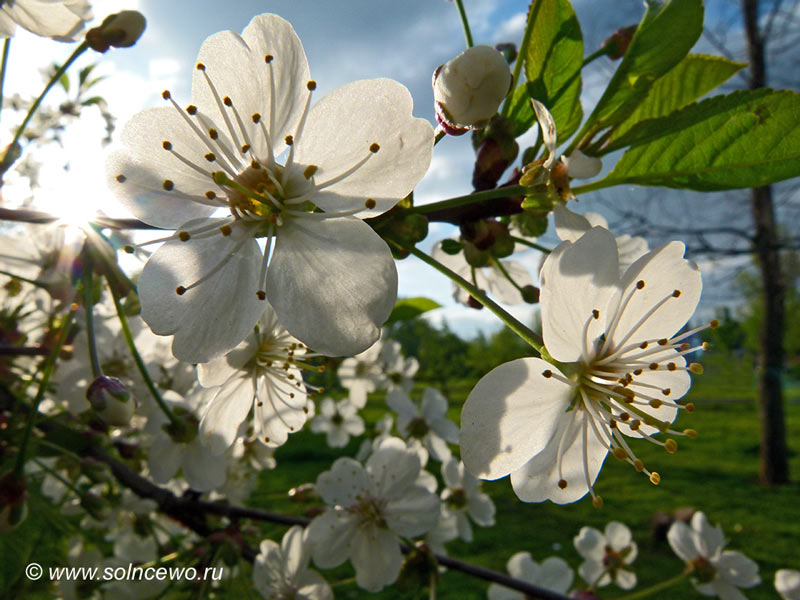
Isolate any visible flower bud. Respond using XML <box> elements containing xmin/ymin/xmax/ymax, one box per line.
<box><xmin>602</xmin><ymin>25</ymin><xmax>637</xmax><ymax>60</ymax></box>
<box><xmin>494</xmin><ymin>43</ymin><xmax>517</xmax><ymax>64</ymax></box>
<box><xmin>433</xmin><ymin>45</ymin><xmax>512</xmax><ymax>133</ymax></box>
<box><xmin>521</xmin><ymin>285</ymin><xmax>540</xmax><ymax>304</ymax></box>
<box><xmin>472</xmin><ymin>116</ymin><xmax>518</xmax><ymax>191</ymax></box>
<box><xmin>86</xmin><ymin>11</ymin><xmax>147</xmax><ymax>53</ymax></box>
<box><xmin>563</xmin><ymin>150</ymin><xmax>603</xmax><ymax>179</ymax></box>
<box><xmin>86</xmin><ymin>376</ymin><xmax>134</xmax><ymax>426</ymax></box>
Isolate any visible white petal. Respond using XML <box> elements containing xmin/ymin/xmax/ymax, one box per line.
<box><xmin>441</xmin><ymin>457</ymin><xmax>461</xmax><ymax>489</ymax></box>
<box><xmin>280</xmin><ymin>525</ymin><xmax>308</xmax><ymax>579</ymax></box>
<box><xmin>717</xmin><ymin>551</ymin><xmax>760</xmax><ymax>588</ymax></box>
<box><xmin>510</xmin><ymin>410</ymin><xmax>609</xmax><ymax>504</ymax></box>
<box><xmin>538</xmin><ymin>556</ymin><xmax>574</xmax><ymax>594</ymax></box>
<box><xmin>241</xmin><ymin>13</ymin><xmax>310</xmax><ymax>154</ymax></box>
<box><xmin>467</xmin><ymin>493</ymin><xmax>496</xmax><ymax>527</ymax></box>
<box><xmin>267</xmin><ymin>217</ymin><xmax>396</xmax><ymax>357</ymax></box>
<box><xmin>460</xmin><ymin>358</ymin><xmax>572</xmax><ymax>480</ymax></box>
<box><xmin>198</xmin><ymin>332</ymin><xmax>258</xmax><ymax>387</ymax></box>
<box><xmin>294</xmin><ymin>78</ymin><xmax>433</xmax><ymax>217</ymax></box>
<box><xmin>307</xmin><ymin>510</ymin><xmax>355</xmax><ymax>569</ymax></box>
<box><xmin>692</xmin><ymin>511</ymin><xmax>726</xmax><ymax>558</ymax></box>
<box><xmin>425</xmin><ymin>433</ymin><xmax>452</xmax><ymax>462</ymax></box>
<box><xmin>540</xmin><ymin>227</ymin><xmax>619</xmax><ymax>363</ymax></box>
<box><xmin>507</xmin><ymin>551</ymin><xmax>538</xmax><ymax>581</ymax></box>
<box><xmin>254</xmin><ymin>366</ymin><xmax>308</xmax><ymax>447</ymax></box>
<box><xmin>147</xmin><ymin>436</ymin><xmax>182</xmax><ymax>483</ymax></box>
<box><xmin>563</xmin><ymin>150</ymin><xmax>603</xmax><ymax>179</ymax></box>
<box><xmin>615</xmin><ymin>568</ymin><xmax>637</xmax><ymax>590</ymax></box>
<box><xmin>326</xmin><ymin>428</ymin><xmax>349</xmax><ymax>448</ymax></box>
<box><xmin>384</xmin><ymin>485</ymin><xmax>440</xmax><ymax>537</ymax></box>
<box><xmin>554</xmin><ymin>204</ymin><xmax>592</xmax><ymax>243</ymax></box>
<box><xmin>182</xmin><ymin>440</ymin><xmax>227</xmax><ymax>491</ymax></box>
<box><xmin>199</xmin><ymin>376</ymin><xmax>254</xmax><ymax>454</ymax></box>
<box><xmin>387</xmin><ymin>388</ymin><xmax>418</xmax><ymax>419</ymax></box>
<box><xmin>487</xmin><ymin>584</ymin><xmax>524</xmax><ymax>600</ymax></box>
<box><xmin>605</xmin><ymin>521</ymin><xmax>633</xmax><ymax>552</ymax></box>
<box><xmin>367</xmin><ymin>437</ymin><xmax>421</xmax><ymax>500</ymax></box>
<box><xmin>3</xmin><ymin>0</ymin><xmax>88</xmax><ymax>40</ymax></box>
<box><xmin>488</xmin><ymin>260</ymin><xmax>535</xmax><ymax>305</ymax></box>
<box><xmin>667</xmin><ymin>520</ymin><xmax>699</xmax><ymax>562</ymax></box>
<box><xmin>608</xmin><ymin>241</ymin><xmax>702</xmax><ymax>350</ymax></box>
<box><xmin>316</xmin><ymin>457</ymin><xmax>370</xmax><ymax>507</ymax></box>
<box><xmin>574</xmin><ymin>527</ymin><xmax>606</xmax><ymax>562</ymax></box>
<box><xmin>137</xmin><ymin>222</ymin><xmax>264</xmax><ymax>363</ymax></box>
<box><xmin>351</xmin><ymin>526</ymin><xmax>403</xmax><ymax>592</ymax></box>
<box><xmin>421</xmin><ymin>388</ymin><xmax>448</xmax><ymax>420</ymax></box>
<box><xmin>776</xmin><ymin>570</ymin><xmax>800</xmax><ymax>600</ymax></box>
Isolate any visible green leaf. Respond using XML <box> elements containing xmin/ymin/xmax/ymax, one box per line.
<box><xmin>605</xmin><ymin>54</ymin><xmax>745</xmax><ymax>150</ymax></box>
<box><xmin>589</xmin><ymin>89</ymin><xmax>800</xmax><ymax>191</ymax></box>
<box><xmin>506</xmin><ymin>83</ymin><xmax>537</xmax><ymax>139</ymax></box>
<box><xmin>80</xmin><ymin>96</ymin><xmax>107</xmax><ymax>107</ymax></box>
<box><xmin>57</xmin><ymin>72</ymin><xmax>69</xmax><ymax>93</ymax></box>
<box><xmin>521</xmin><ymin>0</ymin><xmax>584</xmax><ymax>143</ymax></box>
<box><xmin>385</xmin><ymin>297</ymin><xmax>441</xmax><ymax>325</ymax></box>
<box><xmin>579</xmin><ymin>0</ymin><xmax>704</xmax><ymax>139</ymax></box>
<box><xmin>78</xmin><ymin>63</ymin><xmax>96</xmax><ymax>87</ymax></box>
<box><xmin>440</xmin><ymin>239</ymin><xmax>463</xmax><ymax>255</ymax></box>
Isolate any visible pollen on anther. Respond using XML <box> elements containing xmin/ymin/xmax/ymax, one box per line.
<box><xmin>303</xmin><ymin>165</ymin><xmax>318</xmax><ymax>179</ymax></box>
<box><xmin>688</xmin><ymin>363</ymin><xmax>704</xmax><ymax>374</ymax></box>
<box><xmin>649</xmin><ymin>363</ymin><xmax>659</xmax><ymax>370</ymax></box>
<box><xmin>639</xmin><ymin>341</ymin><xmax>648</xmax><ymax>349</ymax></box>
<box><xmin>205</xmin><ymin>190</ymin><xmax>217</xmax><ymax>200</ymax></box>
<box><xmin>219</xmin><ymin>225</ymin><xmax>232</xmax><ymax>236</ymax></box>
<box><xmin>209</xmin><ymin>129</ymin><xmax>219</xmax><ymax>140</ymax></box>
<box><xmin>665</xmin><ymin>439</ymin><xmax>678</xmax><ymax>453</ymax></box>
<box><xmin>178</xmin><ymin>231</ymin><xmax>190</xmax><ymax>242</ymax></box>
<box><xmin>649</xmin><ymin>472</ymin><xmax>661</xmax><ymax>485</ymax></box>
<box><xmin>542</xmin><ymin>370</ymin><xmax>553</xmax><ymax>378</ymax></box>
<box><xmin>369</xmin><ymin>142</ymin><xmax>380</xmax><ymax>153</ymax></box>
<box><xmin>619</xmin><ymin>412</ymin><xmax>630</xmax><ymax>422</ymax></box>
<box><xmin>162</xmin><ymin>141</ymin><xmax>172</xmax><ymax>150</ymax></box>
<box><xmin>365</xmin><ymin>198</ymin><xmax>376</xmax><ymax>209</ymax></box>
<box><xmin>307</xmin><ymin>80</ymin><xmax>316</xmax><ymax>91</ymax></box>
<box><xmin>636</xmin><ymin>280</ymin><xmax>645</xmax><ymax>289</ymax></box>
<box><xmin>161</xmin><ymin>90</ymin><xmax>171</xmax><ymax>100</ymax></box>
<box><xmin>633</xmin><ymin>459</ymin><xmax>644</xmax><ymax>472</ymax></box>
<box><xmin>264</xmin><ymin>54</ymin><xmax>274</xmax><ymax>63</ymax></box>
<box><xmin>649</xmin><ymin>399</ymin><xmax>662</xmax><ymax>409</ymax></box>
<box><xmin>162</xmin><ymin>179</ymin><xmax>174</xmax><ymax>191</ymax></box>
<box><xmin>633</xmin><ymin>369</ymin><xmax>643</xmax><ymax>376</ymax></box>
<box><xmin>613</xmin><ymin>447</ymin><xmax>627</xmax><ymax>460</ymax></box>
<box><xmin>196</xmin><ymin>62</ymin><xmax>206</xmax><ymax>71</ymax></box>
<box><xmin>701</xmin><ymin>342</ymin><xmax>710</xmax><ymax>351</ymax></box>
<box><xmin>685</xmin><ymin>402</ymin><xmax>695</xmax><ymax>413</ymax></box>
<box><xmin>592</xmin><ymin>496</ymin><xmax>604</xmax><ymax>509</ymax></box>
<box><xmin>205</xmin><ymin>153</ymin><xmax>216</xmax><ymax>162</ymax></box>
<box><xmin>672</xmin><ymin>289</ymin><xmax>682</xmax><ymax>298</ymax></box>
<box><xmin>592</xmin><ymin>309</ymin><xmax>600</xmax><ymax>319</ymax></box>
<box><xmin>176</xmin><ymin>286</ymin><xmax>186</xmax><ymax>295</ymax></box>
<box><xmin>667</xmin><ymin>362</ymin><xmax>677</xmax><ymax>371</ymax></box>
<box><xmin>186</xmin><ymin>105</ymin><xmax>198</xmax><ymax>115</ymax></box>
<box><xmin>558</xmin><ymin>479</ymin><xmax>567</xmax><ymax>490</ymax></box>
<box><xmin>223</xmin><ymin>96</ymin><xmax>232</xmax><ymax>106</ymax></box>
<box><xmin>710</xmin><ymin>319</ymin><xmax>719</xmax><ymax>329</ymax></box>
<box><xmin>684</xmin><ymin>428</ymin><xmax>697</xmax><ymax>438</ymax></box>
<box><xmin>257</xmin><ymin>291</ymin><xmax>266</xmax><ymax>301</ymax></box>
<box><xmin>115</xmin><ymin>174</ymin><xmax>127</xmax><ymax>183</ymax></box>
<box><xmin>285</xmin><ymin>135</ymin><xmax>294</xmax><ymax>145</ymax></box>
<box><xmin>252</xmin><ymin>113</ymin><xmax>261</xmax><ymax>123</ymax></box>
<box><xmin>241</xmin><ymin>144</ymin><xmax>251</xmax><ymax>153</ymax></box>
<box><xmin>123</xmin><ymin>245</ymin><xmax>134</xmax><ymax>254</ymax></box>
<box><xmin>662</xmin><ymin>388</ymin><xmax>671</xmax><ymax>396</ymax></box>
<box><xmin>658</xmin><ymin>338</ymin><xmax>669</xmax><ymax>346</ymax></box>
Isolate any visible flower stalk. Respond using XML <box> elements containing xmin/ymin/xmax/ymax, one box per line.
<box><xmin>452</xmin><ymin>0</ymin><xmax>474</xmax><ymax>48</ymax></box>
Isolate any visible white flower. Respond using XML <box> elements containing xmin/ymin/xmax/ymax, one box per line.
<box><xmin>553</xmin><ymin>204</ymin><xmax>649</xmax><ymax>274</ymax></box>
<box><xmin>388</xmin><ymin>387</ymin><xmax>458</xmax><ymax>462</ymax></box>
<box><xmin>668</xmin><ymin>512</ymin><xmax>760</xmax><ymax>600</ymax></box>
<box><xmin>440</xmin><ymin>458</ymin><xmax>495</xmax><ymax>543</ymax></box>
<box><xmin>310</xmin><ymin>397</ymin><xmax>365</xmax><ymax>448</ymax></box>
<box><xmin>0</xmin><ymin>0</ymin><xmax>91</xmax><ymax>41</ymax></box>
<box><xmin>197</xmin><ymin>306</ymin><xmax>309</xmax><ymax>454</ymax></box>
<box><xmin>144</xmin><ymin>391</ymin><xmax>227</xmax><ymax>492</ymax></box>
<box><xmin>432</xmin><ymin>238</ymin><xmax>535</xmax><ymax>305</ymax></box>
<box><xmin>461</xmin><ymin>226</ymin><xmax>707</xmax><ymax>505</ymax></box>
<box><xmin>487</xmin><ymin>553</ymin><xmax>574</xmax><ymax>599</ymax></box>
<box><xmin>337</xmin><ymin>339</ymin><xmax>386</xmax><ymax>408</ymax></box>
<box><xmin>433</xmin><ymin>45</ymin><xmax>511</xmax><ymax>132</ymax></box>
<box><xmin>574</xmin><ymin>522</ymin><xmax>637</xmax><ymax>590</ymax></box>
<box><xmin>355</xmin><ymin>413</ymin><xmax>394</xmax><ymax>462</ymax></box>
<box><xmin>381</xmin><ymin>339</ymin><xmax>419</xmax><ymax>392</ymax></box>
<box><xmin>306</xmin><ymin>436</ymin><xmax>440</xmax><ymax>592</ymax></box>
<box><xmin>253</xmin><ymin>525</ymin><xmax>332</xmax><ymax>600</ymax></box>
<box><xmin>776</xmin><ymin>569</ymin><xmax>800</xmax><ymax>600</ymax></box>
<box><xmin>532</xmin><ymin>99</ymin><xmax>602</xmax><ymax>178</ymax></box>
<box><xmin>107</xmin><ymin>13</ymin><xmax>433</xmax><ymax>363</ymax></box>
<box><xmin>562</xmin><ymin>150</ymin><xmax>603</xmax><ymax>179</ymax></box>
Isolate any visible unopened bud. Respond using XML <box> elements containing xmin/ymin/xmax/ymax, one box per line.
<box><xmin>602</xmin><ymin>25</ymin><xmax>637</xmax><ymax>60</ymax></box>
<box><xmin>462</xmin><ymin>241</ymin><xmax>490</xmax><ymax>268</ymax></box>
<box><xmin>562</xmin><ymin>150</ymin><xmax>603</xmax><ymax>179</ymax></box>
<box><xmin>494</xmin><ymin>43</ymin><xmax>517</xmax><ymax>64</ymax></box>
<box><xmin>86</xmin><ymin>11</ymin><xmax>147</xmax><ymax>53</ymax></box>
<box><xmin>521</xmin><ymin>285</ymin><xmax>540</xmax><ymax>304</ymax></box>
<box><xmin>86</xmin><ymin>376</ymin><xmax>134</xmax><ymax>426</ymax></box>
<box><xmin>467</xmin><ymin>294</ymin><xmax>484</xmax><ymax>310</ymax></box>
<box><xmin>288</xmin><ymin>483</ymin><xmax>319</xmax><ymax>503</ymax></box>
<box><xmin>433</xmin><ymin>45</ymin><xmax>512</xmax><ymax>132</ymax></box>
<box><xmin>472</xmin><ymin>116</ymin><xmax>518</xmax><ymax>190</ymax></box>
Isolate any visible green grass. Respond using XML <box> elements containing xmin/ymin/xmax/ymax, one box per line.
<box><xmin>247</xmin><ymin>366</ymin><xmax>800</xmax><ymax>600</ymax></box>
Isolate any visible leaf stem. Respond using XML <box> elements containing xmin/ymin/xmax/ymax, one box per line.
<box><xmin>0</xmin><ymin>38</ymin><xmax>10</xmax><ymax>125</ymax></box>
<box><xmin>452</xmin><ymin>0</ymin><xmax>474</xmax><ymax>48</ymax></box>
<box><xmin>405</xmin><ymin>185</ymin><xmax>528</xmax><ymax>216</ymax></box>
<box><xmin>391</xmin><ymin>238</ymin><xmax>543</xmax><ymax>353</ymax></box>
<box><xmin>511</xmin><ymin>236</ymin><xmax>551</xmax><ymax>253</ymax></box>
<box><xmin>108</xmin><ymin>282</ymin><xmax>180</xmax><ymax>428</ymax></box>
<box><xmin>501</xmin><ymin>0</ymin><xmax>540</xmax><ymax>118</ymax></box>
<box><xmin>13</xmin><ymin>307</ymin><xmax>76</xmax><ymax>477</ymax></box>
<box><xmin>614</xmin><ymin>569</ymin><xmax>690</xmax><ymax>600</ymax></box>
<box><xmin>82</xmin><ymin>260</ymin><xmax>103</xmax><ymax>378</ymax></box>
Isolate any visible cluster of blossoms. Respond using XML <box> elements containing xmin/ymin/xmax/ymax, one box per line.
<box><xmin>2</xmin><ymin>4</ymin><xmax>797</xmax><ymax>600</ymax></box>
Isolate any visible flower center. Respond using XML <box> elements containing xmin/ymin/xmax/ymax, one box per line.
<box><xmin>443</xmin><ymin>487</ymin><xmax>468</xmax><ymax>510</ymax></box>
<box><xmin>406</xmin><ymin>417</ymin><xmax>429</xmax><ymax>439</ymax></box>
<box><xmin>349</xmin><ymin>494</ymin><xmax>387</xmax><ymax>528</ymax></box>
<box><xmin>690</xmin><ymin>556</ymin><xmax>717</xmax><ymax>584</ymax></box>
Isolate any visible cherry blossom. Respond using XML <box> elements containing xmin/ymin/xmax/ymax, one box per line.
<box><xmin>487</xmin><ymin>553</ymin><xmax>574</xmax><ymax>600</ymax></box>
<box><xmin>107</xmin><ymin>13</ymin><xmax>433</xmax><ymax>362</ymax></box>
<box><xmin>388</xmin><ymin>387</ymin><xmax>458</xmax><ymax>462</ymax></box>
<box><xmin>574</xmin><ymin>521</ymin><xmax>637</xmax><ymax>589</ymax></box>
<box><xmin>440</xmin><ymin>457</ymin><xmax>495</xmax><ymax>543</ymax></box>
<box><xmin>310</xmin><ymin>397</ymin><xmax>365</xmax><ymax>448</ymax></box>
<box><xmin>461</xmin><ymin>226</ymin><xmax>707</xmax><ymax>505</ymax></box>
<box><xmin>0</xmin><ymin>0</ymin><xmax>91</xmax><ymax>41</ymax></box>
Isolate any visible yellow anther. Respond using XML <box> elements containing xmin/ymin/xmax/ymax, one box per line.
<box><xmin>365</xmin><ymin>198</ymin><xmax>376</xmax><ymax>209</ymax></box>
<box><xmin>205</xmin><ymin>190</ymin><xmax>217</xmax><ymax>200</ymax></box>
<box><xmin>123</xmin><ymin>245</ymin><xmax>134</xmax><ymax>254</ymax></box>
<box><xmin>619</xmin><ymin>412</ymin><xmax>630</xmax><ymax>422</ymax></box>
<box><xmin>672</xmin><ymin>289</ymin><xmax>682</xmax><ymax>297</ymax></box>
<box><xmin>264</xmin><ymin>54</ymin><xmax>274</xmax><ymax>63</ymax></box>
<box><xmin>649</xmin><ymin>363</ymin><xmax>659</xmax><ymax>370</ymax></box>
<box><xmin>178</xmin><ymin>231</ymin><xmax>190</xmax><ymax>242</ymax></box>
<box><xmin>689</xmin><ymin>363</ymin><xmax>704</xmax><ymax>374</ymax></box>
<box><xmin>558</xmin><ymin>479</ymin><xmax>568</xmax><ymax>490</ymax></box>
<box><xmin>649</xmin><ymin>472</ymin><xmax>661</xmax><ymax>485</ymax></box>
<box><xmin>710</xmin><ymin>319</ymin><xmax>719</xmax><ymax>329</ymax></box>
<box><xmin>175</xmin><ymin>286</ymin><xmax>186</xmax><ymax>295</ymax></box>
<box><xmin>649</xmin><ymin>399</ymin><xmax>662</xmax><ymax>409</ymax></box>
<box><xmin>662</xmin><ymin>388</ymin><xmax>671</xmax><ymax>396</ymax></box>
<box><xmin>680</xmin><ymin>342</ymin><xmax>691</xmax><ymax>351</ymax></box>
<box><xmin>252</xmin><ymin>113</ymin><xmax>262</xmax><ymax>123</ymax></box>
<box><xmin>209</xmin><ymin>129</ymin><xmax>219</xmax><ymax>140</ymax></box>
<box><xmin>223</xmin><ymin>96</ymin><xmax>232</xmax><ymax>106</ymax></box>
<box><xmin>161</xmin><ymin>90</ymin><xmax>171</xmax><ymax>99</ymax></box>
<box><xmin>592</xmin><ymin>309</ymin><xmax>600</xmax><ymax>319</ymax></box>
<box><xmin>613</xmin><ymin>447</ymin><xmax>627</xmax><ymax>460</ymax></box>
<box><xmin>205</xmin><ymin>153</ymin><xmax>216</xmax><ymax>162</ymax></box>
<box><xmin>630</xmin><ymin>419</ymin><xmax>641</xmax><ymax>431</ymax></box>
<box><xmin>285</xmin><ymin>135</ymin><xmax>294</xmax><ymax>145</ymax></box>
<box><xmin>636</xmin><ymin>280</ymin><xmax>645</xmax><ymax>289</ymax></box>
<box><xmin>665</xmin><ymin>439</ymin><xmax>677</xmax><ymax>453</ymax></box>
<box><xmin>609</xmin><ymin>419</ymin><xmax>618</xmax><ymax>429</ymax></box>
<box><xmin>633</xmin><ymin>369</ymin><xmax>643</xmax><ymax>376</ymax></box>
<box><xmin>257</xmin><ymin>291</ymin><xmax>266</xmax><ymax>301</ymax></box>
<box><xmin>307</xmin><ymin>80</ymin><xmax>316</xmax><ymax>91</ymax></box>
<box><xmin>241</xmin><ymin>144</ymin><xmax>251</xmax><ymax>153</ymax></box>
<box><xmin>162</xmin><ymin>141</ymin><xmax>172</xmax><ymax>150</ymax></box>
<box><xmin>702</xmin><ymin>342</ymin><xmax>710</xmax><ymax>351</ymax></box>
<box><xmin>542</xmin><ymin>370</ymin><xmax>553</xmax><ymax>378</ymax></box>
<box><xmin>658</xmin><ymin>338</ymin><xmax>669</xmax><ymax>346</ymax></box>
<box><xmin>667</xmin><ymin>362</ymin><xmax>677</xmax><ymax>371</ymax></box>
<box><xmin>684</xmin><ymin>428</ymin><xmax>697</xmax><ymax>438</ymax></box>
<box><xmin>116</xmin><ymin>174</ymin><xmax>127</xmax><ymax>183</ymax></box>
<box><xmin>633</xmin><ymin>459</ymin><xmax>644</xmax><ymax>472</ymax></box>
<box><xmin>219</xmin><ymin>225</ymin><xmax>232</xmax><ymax>236</ymax></box>
<box><xmin>685</xmin><ymin>402</ymin><xmax>695</xmax><ymax>413</ymax></box>
<box><xmin>162</xmin><ymin>179</ymin><xmax>174</xmax><ymax>191</ymax></box>
<box><xmin>592</xmin><ymin>496</ymin><xmax>604</xmax><ymax>509</ymax></box>
<box><xmin>186</xmin><ymin>104</ymin><xmax>197</xmax><ymax>115</ymax></box>
<box><xmin>196</xmin><ymin>62</ymin><xmax>206</xmax><ymax>71</ymax></box>
<box><xmin>303</xmin><ymin>165</ymin><xmax>318</xmax><ymax>179</ymax></box>
<box><xmin>369</xmin><ymin>142</ymin><xmax>380</xmax><ymax>153</ymax></box>
<box><xmin>639</xmin><ymin>341</ymin><xmax>648</xmax><ymax>349</ymax></box>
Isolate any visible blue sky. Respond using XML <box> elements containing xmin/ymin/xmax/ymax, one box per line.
<box><xmin>4</xmin><ymin>0</ymin><xmax>792</xmax><ymax>338</ymax></box>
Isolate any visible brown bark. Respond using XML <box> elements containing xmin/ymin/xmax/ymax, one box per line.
<box><xmin>742</xmin><ymin>0</ymin><xmax>789</xmax><ymax>484</ymax></box>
